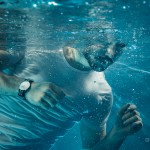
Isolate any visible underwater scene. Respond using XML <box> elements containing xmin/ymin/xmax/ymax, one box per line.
<box><xmin>0</xmin><ymin>0</ymin><xmax>149</xmax><ymax>150</ymax></box>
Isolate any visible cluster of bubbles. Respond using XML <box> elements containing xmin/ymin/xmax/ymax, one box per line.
<box><xmin>0</xmin><ymin>0</ymin><xmax>63</xmax><ymax>8</ymax></box>
<box><xmin>32</xmin><ymin>1</ymin><xmax>60</xmax><ymax>8</ymax></box>
<box><xmin>0</xmin><ymin>0</ymin><xmax>149</xmax><ymax>9</ymax></box>
<box><xmin>0</xmin><ymin>0</ymin><xmax>89</xmax><ymax>8</ymax></box>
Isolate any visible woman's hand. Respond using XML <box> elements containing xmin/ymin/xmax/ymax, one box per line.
<box><xmin>26</xmin><ymin>82</ymin><xmax>65</xmax><ymax>109</ymax></box>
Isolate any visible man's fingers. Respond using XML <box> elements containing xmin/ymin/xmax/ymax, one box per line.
<box><xmin>118</xmin><ymin>104</ymin><xmax>137</xmax><ymax>117</ymax></box>
<box><xmin>125</xmin><ymin>104</ymin><xmax>137</xmax><ymax>113</ymax></box>
<box><xmin>45</xmin><ymin>89</ymin><xmax>64</xmax><ymax>102</ymax></box>
<box><xmin>40</xmin><ymin>83</ymin><xmax>66</xmax><ymax>109</ymax></box>
<box><xmin>48</xmin><ymin>84</ymin><xmax>65</xmax><ymax>100</ymax></box>
<box><xmin>42</xmin><ymin>94</ymin><xmax>57</xmax><ymax>108</ymax></box>
<box><xmin>118</xmin><ymin>103</ymin><xmax>130</xmax><ymax>116</ymax></box>
<box><xmin>115</xmin><ymin>103</ymin><xmax>143</xmax><ymax>136</ymax></box>
<box><xmin>122</xmin><ymin>110</ymin><xmax>140</xmax><ymax>121</ymax></box>
<box><xmin>123</xmin><ymin>115</ymin><xmax>142</xmax><ymax>126</ymax></box>
<box><xmin>131</xmin><ymin>121</ymin><xmax>143</xmax><ymax>133</ymax></box>
<box><xmin>40</xmin><ymin>98</ymin><xmax>51</xmax><ymax>109</ymax></box>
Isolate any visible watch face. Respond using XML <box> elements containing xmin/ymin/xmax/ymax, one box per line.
<box><xmin>19</xmin><ymin>81</ymin><xmax>30</xmax><ymax>90</ymax></box>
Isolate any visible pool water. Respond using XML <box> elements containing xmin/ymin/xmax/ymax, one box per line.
<box><xmin>0</xmin><ymin>0</ymin><xmax>150</xmax><ymax>150</ymax></box>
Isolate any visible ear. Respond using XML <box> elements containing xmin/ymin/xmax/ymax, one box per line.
<box><xmin>106</xmin><ymin>42</ymin><xmax>126</xmax><ymax>62</ymax></box>
<box><xmin>63</xmin><ymin>47</ymin><xmax>75</xmax><ymax>63</ymax></box>
<box><xmin>63</xmin><ymin>47</ymin><xmax>91</xmax><ymax>71</ymax></box>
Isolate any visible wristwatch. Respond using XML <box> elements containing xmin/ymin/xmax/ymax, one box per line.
<box><xmin>18</xmin><ymin>79</ymin><xmax>33</xmax><ymax>99</ymax></box>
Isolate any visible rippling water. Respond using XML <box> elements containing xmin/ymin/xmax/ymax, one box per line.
<box><xmin>0</xmin><ymin>0</ymin><xmax>150</xmax><ymax>150</ymax></box>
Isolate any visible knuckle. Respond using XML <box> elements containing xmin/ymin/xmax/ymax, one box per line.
<box><xmin>137</xmin><ymin>116</ymin><xmax>140</xmax><ymax>120</ymax></box>
<box><xmin>131</xmin><ymin>104</ymin><xmax>137</xmax><ymax>109</ymax></box>
<box><xmin>136</xmin><ymin>117</ymin><xmax>140</xmax><ymax>121</ymax></box>
<box><xmin>133</xmin><ymin>110</ymin><xmax>139</xmax><ymax>115</ymax></box>
<box><xmin>45</xmin><ymin>84</ymin><xmax>50</xmax><ymax>90</ymax></box>
<box><xmin>134</xmin><ymin>115</ymin><xmax>139</xmax><ymax>120</ymax></box>
<box><xmin>41</xmin><ymin>93</ymin><xmax>45</xmax><ymax>98</ymax></box>
<box><xmin>138</xmin><ymin>117</ymin><xmax>142</xmax><ymax>122</ymax></box>
<box><xmin>140</xmin><ymin>122</ymin><xmax>143</xmax><ymax>127</ymax></box>
<box><xmin>132</xmin><ymin>111</ymin><xmax>136</xmax><ymax>115</ymax></box>
<box><xmin>137</xmin><ymin>121</ymin><xmax>143</xmax><ymax>127</ymax></box>
<box><xmin>133</xmin><ymin>111</ymin><xmax>137</xmax><ymax>116</ymax></box>
<box><xmin>137</xmin><ymin>111</ymin><xmax>140</xmax><ymax>116</ymax></box>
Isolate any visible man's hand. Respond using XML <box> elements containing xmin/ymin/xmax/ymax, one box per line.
<box><xmin>26</xmin><ymin>82</ymin><xmax>65</xmax><ymax>109</ymax></box>
<box><xmin>112</xmin><ymin>104</ymin><xmax>143</xmax><ymax>139</ymax></box>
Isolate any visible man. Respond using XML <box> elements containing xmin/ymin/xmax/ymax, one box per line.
<box><xmin>0</xmin><ymin>42</ymin><xmax>142</xmax><ymax>150</ymax></box>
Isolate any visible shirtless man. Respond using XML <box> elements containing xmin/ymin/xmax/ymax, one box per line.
<box><xmin>0</xmin><ymin>42</ymin><xmax>142</xmax><ymax>150</ymax></box>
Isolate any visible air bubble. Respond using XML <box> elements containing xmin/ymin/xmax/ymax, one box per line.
<box><xmin>33</xmin><ymin>4</ymin><xmax>37</xmax><ymax>7</ymax></box>
<box><xmin>85</xmin><ymin>2</ymin><xmax>89</xmax><ymax>5</ymax></box>
<box><xmin>123</xmin><ymin>6</ymin><xmax>126</xmax><ymax>9</ymax></box>
<box><xmin>48</xmin><ymin>1</ymin><xmax>59</xmax><ymax>6</ymax></box>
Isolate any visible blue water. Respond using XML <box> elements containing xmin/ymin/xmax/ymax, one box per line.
<box><xmin>0</xmin><ymin>0</ymin><xmax>150</xmax><ymax>150</ymax></box>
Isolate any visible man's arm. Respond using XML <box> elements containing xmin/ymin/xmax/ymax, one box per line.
<box><xmin>80</xmin><ymin>121</ymin><xmax>125</xmax><ymax>150</ymax></box>
<box><xmin>0</xmin><ymin>71</ymin><xmax>65</xmax><ymax>108</ymax></box>
<box><xmin>80</xmin><ymin>120</ymin><xmax>125</xmax><ymax>150</ymax></box>
<box><xmin>0</xmin><ymin>71</ymin><xmax>25</xmax><ymax>96</ymax></box>
<box><xmin>0</xmin><ymin>49</ymin><xmax>65</xmax><ymax>108</ymax></box>
<box><xmin>0</xmin><ymin>50</ymin><xmax>24</xmax><ymax>70</ymax></box>
<box><xmin>80</xmin><ymin>92</ymin><xmax>114</xmax><ymax>150</ymax></box>
<box><xmin>0</xmin><ymin>49</ymin><xmax>27</xmax><ymax>95</ymax></box>
<box><xmin>80</xmin><ymin>102</ymin><xmax>143</xmax><ymax>150</ymax></box>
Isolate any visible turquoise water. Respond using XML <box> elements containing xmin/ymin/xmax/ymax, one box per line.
<box><xmin>0</xmin><ymin>0</ymin><xmax>150</xmax><ymax>150</ymax></box>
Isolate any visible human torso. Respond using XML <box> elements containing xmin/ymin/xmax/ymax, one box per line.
<box><xmin>0</xmin><ymin>50</ymin><xmax>112</xmax><ymax>150</ymax></box>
